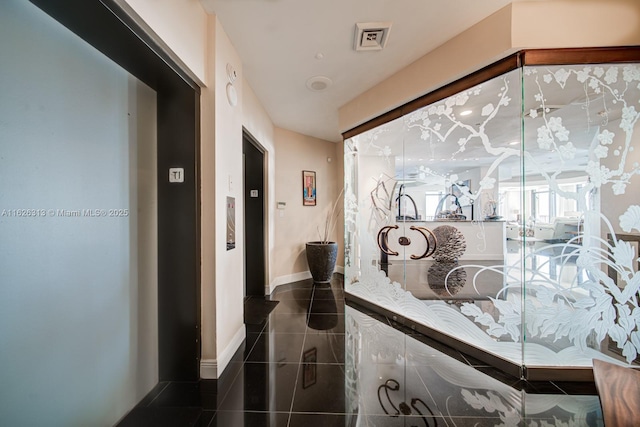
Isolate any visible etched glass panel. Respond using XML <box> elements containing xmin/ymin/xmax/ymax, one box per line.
<box><xmin>521</xmin><ymin>63</ymin><xmax>640</xmax><ymax>367</ymax></box>
<box><xmin>345</xmin><ymin>58</ymin><xmax>640</xmax><ymax>373</ymax></box>
<box><xmin>345</xmin><ymin>69</ymin><xmax>525</xmax><ymax>366</ymax></box>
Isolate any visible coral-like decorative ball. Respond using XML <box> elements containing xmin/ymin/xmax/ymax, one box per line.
<box><xmin>428</xmin><ymin>225</ymin><xmax>466</xmax><ymax>262</ymax></box>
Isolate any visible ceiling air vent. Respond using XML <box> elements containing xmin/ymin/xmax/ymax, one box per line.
<box><xmin>354</xmin><ymin>22</ymin><xmax>392</xmax><ymax>52</ymax></box>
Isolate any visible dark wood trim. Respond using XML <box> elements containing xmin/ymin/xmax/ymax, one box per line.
<box><xmin>28</xmin><ymin>0</ymin><xmax>201</xmax><ymax>94</ymax></box>
<box><xmin>521</xmin><ymin>46</ymin><xmax>640</xmax><ymax>66</ymax></box>
<box><xmin>342</xmin><ymin>46</ymin><xmax>640</xmax><ymax>141</ymax></box>
<box><xmin>402</xmin><ymin>53</ymin><xmax>521</xmax><ymax>120</ymax></box>
<box><xmin>101</xmin><ymin>0</ymin><xmax>202</xmax><ymax>92</ymax></box>
<box><xmin>342</xmin><ymin>108</ymin><xmax>404</xmax><ymax>141</ymax></box>
<box><xmin>156</xmin><ymin>81</ymin><xmax>200</xmax><ymax>380</ymax></box>
<box><xmin>593</xmin><ymin>359</ymin><xmax>640</xmax><ymax>427</ymax></box>
<box><xmin>525</xmin><ymin>366</ymin><xmax>594</xmax><ymax>382</ymax></box>
<box><xmin>342</xmin><ymin>53</ymin><xmax>521</xmax><ymax>140</ymax></box>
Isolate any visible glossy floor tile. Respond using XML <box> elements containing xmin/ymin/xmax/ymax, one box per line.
<box><xmin>118</xmin><ymin>276</ymin><xmax>604</xmax><ymax>426</ymax></box>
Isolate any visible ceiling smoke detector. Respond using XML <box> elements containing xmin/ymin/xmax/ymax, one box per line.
<box><xmin>354</xmin><ymin>22</ymin><xmax>392</xmax><ymax>52</ymax></box>
<box><xmin>306</xmin><ymin>75</ymin><xmax>332</xmax><ymax>92</ymax></box>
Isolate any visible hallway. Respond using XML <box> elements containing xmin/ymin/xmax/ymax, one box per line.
<box><xmin>118</xmin><ymin>276</ymin><xmax>603</xmax><ymax>426</ymax></box>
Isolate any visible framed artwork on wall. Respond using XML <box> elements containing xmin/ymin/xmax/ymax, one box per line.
<box><xmin>303</xmin><ymin>170</ymin><xmax>316</xmax><ymax>206</ymax></box>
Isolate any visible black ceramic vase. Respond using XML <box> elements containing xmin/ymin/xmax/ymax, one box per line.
<box><xmin>305</xmin><ymin>241</ymin><xmax>338</xmax><ymax>283</ymax></box>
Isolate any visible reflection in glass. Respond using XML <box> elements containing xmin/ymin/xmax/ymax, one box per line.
<box><xmin>344</xmin><ymin>57</ymin><xmax>640</xmax><ymax>374</ymax></box>
<box><xmin>427</xmin><ymin>262</ymin><xmax>466</xmax><ymax>296</ymax></box>
<box><xmin>346</xmin><ymin>306</ymin><xmax>602</xmax><ymax>425</ymax></box>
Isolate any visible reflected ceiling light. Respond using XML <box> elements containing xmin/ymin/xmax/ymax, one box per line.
<box><xmin>509</xmin><ymin>141</ymin><xmax>519</xmax><ymax>145</ymax></box>
<box><xmin>460</xmin><ymin>110</ymin><xmax>472</xmax><ymax>116</ymax></box>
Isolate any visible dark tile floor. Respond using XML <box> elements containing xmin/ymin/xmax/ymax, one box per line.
<box><xmin>118</xmin><ymin>276</ymin><xmax>604</xmax><ymax>427</ymax></box>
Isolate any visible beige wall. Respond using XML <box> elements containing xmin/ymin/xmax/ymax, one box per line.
<box><xmin>338</xmin><ymin>4</ymin><xmax>514</xmax><ymax>133</ymax></box>
<box><xmin>339</xmin><ymin>0</ymin><xmax>640</xmax><ymax>134</ymax></box>
<box><xmin>120</xmin><ymin>0</ymin><xmax>207</xmax><ymax>83</ymax></box>
<box><xmin>512</xmin><ymin>0</ymin><xmax>640</xmax><ymax>48</ymax></box>
<box><xmin>199</xmin><ymin>14</ymin><xmax>217</xmax><ymax>376</ymax></box>
<box><xmin>273</xmin><ymin>128</ymin><xmax>343</xmax><ymax>286</ymax></box>
<box><xmin>211</xmin><ymin>16</ymin><xmax>246</xmax><ymax>376</ymax></box>
<box><xmin>120</xmin><ymin>0</ymin><xmax>347</xmax><ymax>381</ymax></box>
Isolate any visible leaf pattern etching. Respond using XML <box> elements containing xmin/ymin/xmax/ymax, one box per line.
<box><xmin>345</xmin><ymin>63</ymin><xmax>640</xmax><ymax>368</ymax></box>
<box><xmin>461</xmin><ymin>211</ymin><xmax>640</xmax><ymax>363</ymax></box>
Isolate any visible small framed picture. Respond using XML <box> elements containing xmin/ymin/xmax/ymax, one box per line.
<box><xmin>303</xmin><ymin>170</ymin><xmax>316</xmax><ymax>206</ymax></box>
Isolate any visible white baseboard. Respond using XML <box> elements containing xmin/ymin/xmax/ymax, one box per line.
<box><xmin>199</xmin><ymin>359</ymin><xmax>217</xmax><ymax>379</ymax></box>
<box><xmin>200</xmin><ymin>325</ymin><xmax>246</xmax><ymax>379</ymax></box>
<box><xmin>267</xmin><ymin>271</ymin><xmax>312</xmax><ymax>294</ymax></box>
<box><xmin>267</xmin><ymin>268</ymin><xmax>345</xmax><ymax>294</ymax></box>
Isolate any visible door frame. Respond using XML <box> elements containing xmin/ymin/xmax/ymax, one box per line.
<box><xmin>29</xmin><ymin>0</ymin><xmax>202</xmax><ymax>380</ymax></box>
<box><xmin>242</xmin><ymin>128</ymin><xmax>268</xmax><ymax>297</ymax></box>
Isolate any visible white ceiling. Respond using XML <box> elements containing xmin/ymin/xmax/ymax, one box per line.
<box><xmin>200</xmin><ymin>0</ymin><xmax>546</xmax><ymax>143</ymax></box>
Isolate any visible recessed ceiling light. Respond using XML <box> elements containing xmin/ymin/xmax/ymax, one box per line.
<box><xmin>306</xmin><ymin>76</ymin><xmax>332</xmax><ymax>92</ymax></box>
<box><xmin>460</xmin><ymin>110</ymin><xmax>472</xmax><ymax>116</ymax></box>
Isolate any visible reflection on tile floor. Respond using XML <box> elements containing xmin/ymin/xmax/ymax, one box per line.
<box><xmin>118</xmin><ymin>276</ymin><xmax>603</xmax><ymax>427</ymax></box>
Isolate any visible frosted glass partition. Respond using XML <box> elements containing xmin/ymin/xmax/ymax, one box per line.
<box><xmin>344</xmin><ymin>59</ymin><xmax>640</xmax><ymax>374</ymax></box>
<box><xmin>520</xmin><ymin>64</ymin><xmax>640</xmax><ymax>368</ymax></box>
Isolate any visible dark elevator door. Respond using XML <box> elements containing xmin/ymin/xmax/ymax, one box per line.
<box><xmin>243</xmin><ymin>131</ymin><xmax>265</xmax><ymax>296</ymax></box>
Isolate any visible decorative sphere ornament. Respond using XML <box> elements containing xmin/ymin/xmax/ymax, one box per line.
<box><xmin>428</xmin><ymin>225</ymin><xmax>466</xmax><ymax>262</ymax></box>
<box><xmin>427</xmin><ymin>262</ymin><xmax>467</xmax><ymax>296</ymax></box>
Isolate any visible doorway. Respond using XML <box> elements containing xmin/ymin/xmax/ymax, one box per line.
<box><xmin>26</xmin><ymin>0</ymin><xmax>201</xmax><ymax>382</ymax></box>
<box><xmin>243</xmin><ymin>129</ymin><xmax>266</xmax><ymax>297</ymax></box>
